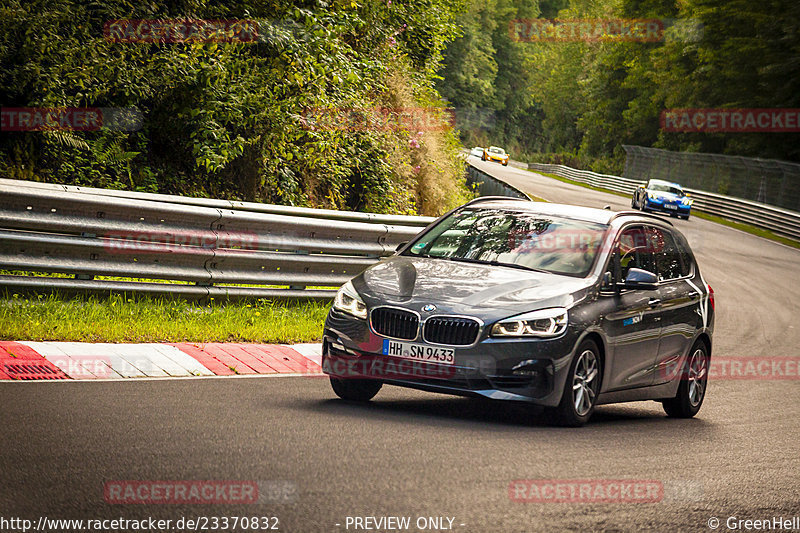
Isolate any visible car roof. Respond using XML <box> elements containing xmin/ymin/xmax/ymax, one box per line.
<box><xmin>463</xmin><ymin>198</ymin><xmax>674</xmax><ymax>226</ymax></box>
<box><xmin>647</xmin><ymin>179</ymin><xmax>683</xmax><ymax>188</ymax></box>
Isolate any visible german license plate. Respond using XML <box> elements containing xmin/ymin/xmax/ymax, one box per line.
<box><xmin>665</xmin><ymin>204</ymin><xmax>678</xmax><ymax>210</ymax></box>
<box><xmin>382</xmin><ymin>340</ymin><xmax>455</xmax><ymax>365</ymax></box>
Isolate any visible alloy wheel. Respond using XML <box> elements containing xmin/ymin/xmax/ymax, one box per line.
<box><xmin>687</xmin><ymin>348</ymin><xmax>708</xmax><ymax>407</ymax></box>
<box><xmin>573</xmin><ymin>349</ymin><xmax>599</xmax><ymax>416</ymax></box>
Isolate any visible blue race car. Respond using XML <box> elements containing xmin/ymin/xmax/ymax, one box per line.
<box><xmin>632</xmin><ymin>179</ymin><xmax>693</xmax><ymax>220</ymax></box>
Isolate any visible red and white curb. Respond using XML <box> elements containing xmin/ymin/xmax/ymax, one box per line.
<box><xmin>0</xmin><ymin>341</ymin><xmax>322</xmax><ymax>380</ymax></box>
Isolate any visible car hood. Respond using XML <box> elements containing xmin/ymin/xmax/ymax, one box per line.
<box><xmin>352</xmin><ymin>255</ymin><xmax>594</xmax><ymax>320</ymax></box>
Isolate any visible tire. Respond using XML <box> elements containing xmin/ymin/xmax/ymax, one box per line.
<box><xmin>631</xmin><ymin>197</ymin><xmax>637</xmax><ymax>209</ymax></box>
<box><xmin>329</xmin><ymin>376</ymin><xmax>382</xmax><ymax>402</ymax></box>
<box><xmin>681</xmin><ymin>214</ymin><xmax>690</xmax><ymax>220</ymax></box>
<box><xmin>663</xmin><ymin>341</ymin><xmax>709</xmax><ymax>418</ymax></box>
<box><xmin>549</xmin><ymin>339</ymin><xmax>602</xmax><ymax>427</ymax></box>
<box><xmin>503</xmin><ymin>161</ymin><xmax>508</xmax><ymax>166</ymax></box>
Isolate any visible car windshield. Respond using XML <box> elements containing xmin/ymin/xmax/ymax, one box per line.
<box><xmin>404</xmin><ymin>208</ymin><xmax>608</xmax><ymax>277</ymax></box>
<box><xmin>488</xmin><ymin>147</ymin><xmax>505</xmax><ymax>154</ymax></box>
<box><xmin>648</xmin><ymin>182</ymin><xmax>684</xmax><ymax>196</ymax></box>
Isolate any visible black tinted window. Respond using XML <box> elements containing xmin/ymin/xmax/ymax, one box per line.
<box><xmin>648</xmin><ymin>227</ymin><xmax>684</xmax><ymax>280</ymax></box>
<box><xmin>672</xmin><ymin>231</ymin><xmax>694</xmax><ymax>277</ymax></box>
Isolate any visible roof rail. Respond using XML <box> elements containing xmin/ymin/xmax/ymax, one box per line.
<box><xmin>609</xmin><ymin>210</ymin><xmax>675</xmax><ymax>226</ymax></box>
<box><xmin>463</xmin><ymin>195</ymin><xmax>530</xmax><ymax>206</ymax></box>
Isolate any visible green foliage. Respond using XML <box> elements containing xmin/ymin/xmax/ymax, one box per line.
<box><xmin>0</xmin><ymin>292</ymin><xmax>331</xmax><ymax>343</ymax></box>
<box><xmin>0</xmin><ymin>0</ymin><xmax>467</xmax><ymax>215</ymax></box>
<box><xmin>438</xmin><ymin>0</ymin><xmax>800</xmax><ymax>172</ymax></box>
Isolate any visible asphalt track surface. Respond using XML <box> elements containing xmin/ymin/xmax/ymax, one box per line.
<box><xmin>2</xmin><ymin>158</ymin><xmax>799</xmax><ymax>532</ymax></box>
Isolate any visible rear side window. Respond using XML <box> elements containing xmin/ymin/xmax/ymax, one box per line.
<box><xmin>672</xmin><ymin>231</ymin><xmax>694</xmax><ymax>277</ymax></box>
<box><xmin>647</xmin><ymin>227</ymin><xmax>689</xmax><ymax>280</ymax></box>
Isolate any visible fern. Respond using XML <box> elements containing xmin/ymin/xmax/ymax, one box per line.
<box><xmin>43</xmin><ymin>130</ymin><xmax>89</xmax><ymax>151</ymax></box>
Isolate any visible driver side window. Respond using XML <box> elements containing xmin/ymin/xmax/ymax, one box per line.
<box><xmin>616</xmin><ymin>225</ymin><xmax>657</xmax><ymax>280</ymax></box>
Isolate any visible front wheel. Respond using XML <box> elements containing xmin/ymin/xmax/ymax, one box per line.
<box><xmin>330</xmin><ymin>376</ymin><xmax>382</xmax><ymax>402</ymax></box>
<box><xmin>663</xmin><ymin>341</ymin><xmax>709</xmax><ymax>418</ymax></box>
<box><xmin>549</xmin><ymin>339</ymin><xmax>602</xmax><ymax>427</ymax></box>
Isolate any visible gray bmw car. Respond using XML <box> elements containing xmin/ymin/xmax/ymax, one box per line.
<box><xmin>322</xmin><ymin>197</ymin><xmax>714</xmax><ymax>426</ymax></box>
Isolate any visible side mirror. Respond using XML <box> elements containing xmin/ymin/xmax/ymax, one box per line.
<box><xmin>623</xmin><ymin>268</ymin><xmax>658</xmax><ymax>291</ymax></box>
<box><xmin>395</xmin><ymin>241</ymin><xmax>408</xmax><ymax>253</ymax></box>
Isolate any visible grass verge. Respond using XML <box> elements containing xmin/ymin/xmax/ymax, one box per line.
<box><xmin>0</xmin><ymin>292</ymin><xmax>330</xmax><ymax>343</ymax></box>
<box><xmin>529</xmin><ymin>170</ymin><xmax>800</xmax><ymax>250</ymax></box>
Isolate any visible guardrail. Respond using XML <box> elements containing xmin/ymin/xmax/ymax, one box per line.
<box><xmin>525</xmin><ymin>162</ymin><xmax>800</xmax><ymax>241</ymax></box>
<box><xmin>0</xmin><ymin>179</ymin><xmax>437</xmax><ymax>300</ymax></box>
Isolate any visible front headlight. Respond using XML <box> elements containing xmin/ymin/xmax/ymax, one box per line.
<box><xmin>647</xmin><ymin>192</ymin><xmax>656</xmax><ymax>199</ymax></box>
<box><xmin>682</xmin><ymin>197</ymin><xmax>693</xmax><ymax>205</ymax></box>
<box><xmin>333</xmin><ymin>280</ymin><xmax>367</xmax><ymax>319</ymax></box>
<box><xmin>490</xmin><ymin>307</ymin><xmax>568</xmax><ymax>338</ymax></box>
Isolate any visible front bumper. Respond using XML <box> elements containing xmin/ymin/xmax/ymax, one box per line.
<box><xmin>486</xmin><ymin>156</ymin><xmax>508</xmax><ymax>164</ymax></box>
<box><xmin>644</xmin><ymin>198</ymin><xmax>691</xmax><ymax>215</ymax></box>
<box><xmin>322</xmin><ymin>308</ymin><xmax>577</xmax><ymax>406</ymax></box>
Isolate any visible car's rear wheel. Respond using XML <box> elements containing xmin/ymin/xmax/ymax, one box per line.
<box><xmin>550</xmin><ymin>339</ymin><xmax>601</xmax><ymax>427</ymax></box>
<box><xmin>330</xmin><ymin>377</ymin><xmax>382</xmax><ymax>402</ymax></box>
<box><xmin>663</xmin><ymin>341</ymin><xmax>708</xmax><ymax>418</ymax></box>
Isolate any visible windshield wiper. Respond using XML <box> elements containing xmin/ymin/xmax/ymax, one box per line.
<box><xmin>443</xmin><ymin>256</ymin><xmax>548</xmax><ymax>273</ymax></box>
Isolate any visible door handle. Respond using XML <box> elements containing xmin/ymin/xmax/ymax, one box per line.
<box><xmin>648</xmin><ymin>298</ymin><xmax>661</xmax><ymax>307</ymax></box>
